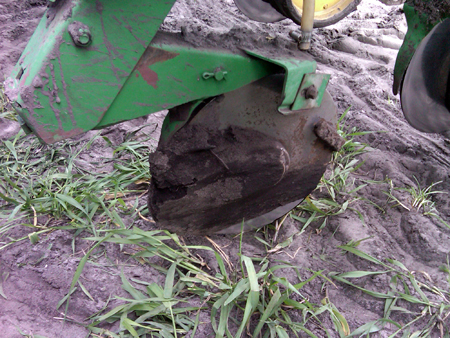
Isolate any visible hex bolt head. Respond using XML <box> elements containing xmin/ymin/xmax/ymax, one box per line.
<box><xmin>304</xmin><ymin>85</ymin><xmax>318</xmax><ymax>100</ymax></box>
<box><xmin>68</xmin><ymin>21</ymin><xmax>92</xmax><ymax>47</ymax></box>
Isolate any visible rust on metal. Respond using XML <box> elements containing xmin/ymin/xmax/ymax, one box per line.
<box><xmin>135</xmin><ymin>47</ymin><xmax>179</xmax><ymax>89</ymax></box>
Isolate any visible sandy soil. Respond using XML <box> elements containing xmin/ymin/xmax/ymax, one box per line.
<box><xmin>1</xmin><ymin>0</ymin><xmax>449</xmax><ymax>337</ymax></box>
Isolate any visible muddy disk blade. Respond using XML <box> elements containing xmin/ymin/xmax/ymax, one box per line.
<box><xmin>148</xmin><ymin>74</ymin><xmax>337</xmax><ymax>235</ymax></box>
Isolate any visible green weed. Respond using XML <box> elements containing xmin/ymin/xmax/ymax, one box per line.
<box><xmin>293</xmin><ymin>108</ymin><xmax>380</xmax><ymax>232</ymax></box>
<box><xmin>440</xmin><ymin>257</ymin><xmax>450</xmax><ymax>286</ymax></box>
<box><xmin>0</xmin><ymin>130</ymin><xmax>152</xmax><ymax>249</ymax></box>
<box><xmin>69</xmin><ymin>228</ymin><xmax>352</xmax><ymax>338</ymax></box>
<box><xmin>15</xmin><ymin>326</ymin><xmax>49</xmax><ymax>338</ymax></box>
<box><xmin>332</xmin><ymin>246</ymin><xmax>450</xmax><ymax>337</ymax></box>
<box><xmin>89</xmin><ymin>267</ymin><xmax>200</xmax><ymax>338</ymax></box>
<box><xmin>384</xmin><ymin>177</ymin><xmax>450</xmax><ymax>230</ymax></box>
<box><xmin>0</xmin><ymin>85</ymin><xmax>17</xmax><ymax>121</ymax></box>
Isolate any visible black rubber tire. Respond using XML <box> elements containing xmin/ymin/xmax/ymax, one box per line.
<box><xmin>233</xmin><ymin>0</ymin><xmax>286</xmax><ymax>22</ymax></box>
<box><xmin>270</xmin><ymin>0</ymin><xmax>361</xmax><ymax>28</ymax></box>
<box><xmin>400</xmin><ymin>18</ymin><xmax>450</xmax><ymax>134</ymax></box>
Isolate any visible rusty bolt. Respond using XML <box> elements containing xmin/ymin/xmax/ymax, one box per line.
<box><xmin>304</xmin><ymin>85</ymin><xmax>318</xmax><ymax>100</ymax></box>
<box><xmin>68</xmin><ymin>22</ymin><xmax>92</xmax><ymax>47</ymax></box>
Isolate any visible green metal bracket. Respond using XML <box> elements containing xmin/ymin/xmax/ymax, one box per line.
<box><xmin>244</xmin><ymin>50</ymin><xmax>318</xmax><ymax>114</ymax></box>
<box><xmin>291</xmin><ymin>73</ymin><xmax>330</xmax><ymax>111</ymax></box>
<box><xmin>5</xmin><ymin>0</ymin><xmax>333</xmax><ymax>144</ymax></box>
<box><xmin>159</xmin><ymin>100</ymin><xmax>204</xmax><ymax>145</ymax></box>
<box><xmin>393</xmin><ymin>4</ymin><xmax>435</xmax><ymax>95</ymax></box>
<box><xmin>95</xmin><ymin>41</ymin><xmax>278</xmax><ymax>128</ymax></box>
<box><xmin>5</xmin><ymin>0</ymin><xmax>177</xmax><ymax>144</ymax></box>
<box><xmin>149</xmin><ymin>46</ymin><xmax>333</xmax><ymax>145</ymax></box>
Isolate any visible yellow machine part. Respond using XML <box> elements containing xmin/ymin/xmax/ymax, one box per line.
<box><xmin>291</xmin><ymin>0</ymin><xmax>355</xmax><ymax>21</ymax></box>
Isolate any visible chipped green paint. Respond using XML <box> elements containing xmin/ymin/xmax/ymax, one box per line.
<box><xmin>6</xmin><ymin>0</ymin><xmax>330</xmax><ymax>144</ymax></box>
<box><xmin>95</xmin><ymin>42</ymin><xmax>279</xmax><ymax>128</ymax></box>
<box><xmin>6</xmin><ymin>0</ymin><xmax>177</xmax><ymax>144</ymax></box>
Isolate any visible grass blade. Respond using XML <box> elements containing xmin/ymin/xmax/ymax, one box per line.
<box><xmin>164</xmin><ymin>263</ymin><xmax>177</xmax><ymax>299</ymax></box>
<box><xmin>59</xmin><ymin>235</ymin><xmax>112</xmax><ymax>315</ymax></box>
<box><xmin>253</xmin><ymin>288</ymin><xmax>283</xmax><ymax>337</ymax></box>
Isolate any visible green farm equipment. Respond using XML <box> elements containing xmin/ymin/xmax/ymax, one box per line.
<box><xmin>394</xmin><ymin>1</ymin><xmax>450</xmax><ymax>136</ymax></box>
<box><xmin>3</xmin><ymin>0</ymin><xmax>450</xmax><ymax>234</ymax></box>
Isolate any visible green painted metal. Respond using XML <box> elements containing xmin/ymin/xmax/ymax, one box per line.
<box><xmin>244</xmin><ymin>50</ymin><xmax>317</xmax><ymax>114</ymax></box>
<box><xmin>139</xmin><ymin>46</ymin><xmax>324</xmax><ymax>143</ymax></box>
<box><xmin>159</xmin><ymin>100</ymin><xmax>204</xmax><ymax>145</ymax></box>
<box><xmin>5</xmin><ymin>0</ymin><xmax>332</xmax><ymax>145</ymax></box>
<box><xmin>393</xmin><ymin>3</ymin><xmax>435</xmax><ymax>95</ymax></box>
<box><xmin>291</xmin><ymin>73</ymin><xmax>330</xmax><ymax>111</ymax></box>
<box><xmin>6</xmin><ymin>0</ymin><xmax>177</xmax><ymax>144</ymax></box>
<box><xmin>95</xmin><ymin>42</ymin><xmax>279</xmax><ymax>128</ymax></box>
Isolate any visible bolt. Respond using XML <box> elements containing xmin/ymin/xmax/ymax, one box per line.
<box><xmin>68</xmin><ymin>22</ymin><xmax>92</xmax><ymax>47</ymax></box>
<box><xmin>203</xmin><ymin>69</ymin><xmax>227</xmax><ymax>81</ymax></box>
<box><xmin>77</xmin><ymin>29</ymin><xmax>90</xmax><ymax>45</ymax></box>
<box><xmin>304</xmin><ymin>85</ymin><xmax>318</xmax><ymax>100</ymax></box>
<box><xmin>214</xmin><ymin>71</ymin><xmax>227</xmax><ymax>81</ymax></box>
